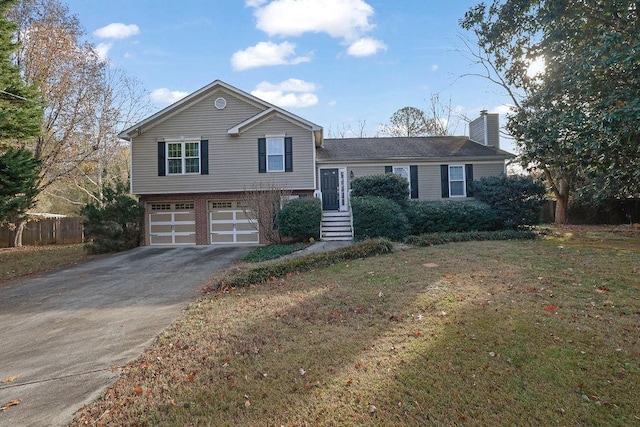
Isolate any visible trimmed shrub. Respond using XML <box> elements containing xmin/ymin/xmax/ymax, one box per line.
<box><xmin>351</xmin><ymin>173</ymin><xmax>409</xmax><ymax>207</ymax></box>
<box><xmin>208</xmin><ymin>238</ymin><xmax>394</xmax><ymax>291</ymax></box>
<box><xmin>277</xmin><ymin>197</ymin><xmax>322</xmax><ymax>240</ymax></box>
<box><xmin>406</xmin><ymin>200</ymin><xmax>498</xmax><ymax>234</ymax></box>
<box><xmin>81</xmin><ymin>180</ymin><xmax>145</xmax><ymax>254</ymax></box>
<box><xmin>351</xmin><ymin>196</ymin><xmax>409</xmax><ymax>241</ymax></box>
<box><xmin>471</xmin><ymin>174</ymin><xmax>546</xmax><ymax>229</ymax></box>
<box><xmin>407</xmin><ymin>230</ymin><xmax>537</xmax><ymax>246</ymax></box>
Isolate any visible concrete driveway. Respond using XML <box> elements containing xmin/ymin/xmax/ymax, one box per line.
<box><xmin>0</xmin><ymin>245</ymin><xmax>253</xmax><ymax>427</ymax></box>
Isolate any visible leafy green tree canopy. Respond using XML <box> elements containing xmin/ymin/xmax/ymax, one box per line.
<box><xmin>461</xmin><ymin>1</ymin><xmax>640</xmax><ymax>221</ymax></box>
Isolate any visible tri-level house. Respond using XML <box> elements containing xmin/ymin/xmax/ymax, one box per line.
<box><xmin>118</xmin><ymin>80</ymin><xmax>513</xmax><ymax>246</ymax></box>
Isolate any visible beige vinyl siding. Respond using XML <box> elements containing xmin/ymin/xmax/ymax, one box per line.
<box><xmin>131</xmin><ymin>88</ymin><xmax>315</xmax><ymax>194</ymax></box>
<box><xmin>317</xmin><ymin>161</ymin><xmax>506</xmax><ymax>201</ymax></box>
<box><xmin>473</xmin><ymin>162</ymin><xmax>506</xmax><ymax>179</ymax></box>
<box><xmin>416</xmin><ymin>164</ymin><xmax>442</xmax><ymax>200</ymax></box>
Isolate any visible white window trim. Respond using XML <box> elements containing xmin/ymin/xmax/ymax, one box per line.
<box><xmin>166</xmin><ymin>140</ymin><xmax>200</xmax><ymax>175</ymax></box>
<box><xmin>392</xmin><ymin>165</ymin><xmax>411</xmax><ymax>198</ymax></box>
<box><xmin>448</xmin><ymin>165</ymin><xmax>466</xmax><ymax>197</ymax></box>
<box><xmin>266</xmin><ymin>135</ymin><xmax>285</xmax><ymax>172</ymax></box>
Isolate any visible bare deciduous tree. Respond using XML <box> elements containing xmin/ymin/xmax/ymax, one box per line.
<box><xmin>240</xmin><ymin>182</ymin><xmax>292</xmax><ymax>244</ymax></box>
<box><xmin>5</xmin><ymin>0</ymin><xmax>151</xmax><ymax>243</ymax></box>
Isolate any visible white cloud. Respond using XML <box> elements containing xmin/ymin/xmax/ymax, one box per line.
<box><xmin>231</xmin><ymin>41</ymin><xmax>311</xmax><ymax>71</ymax></box>
<box><xmin>94</xmin><ymin>23</ymin><xmax>140</xmax><ymax>39</ymax></box>
<box><xmin>150</xmin><ymin>88</ymin><xmax>189</xmax><ymax>104</ymax></box>
<box><xmin>250</xmin><ymin>0</ymin><xmax>375</xmax><ymax>41</ymax></box>
<box><xmin>494</xmin><ymin>104</ymin><xmax>515</xmax><ymax>115</ymax></box>
<box><xmin>245</xmin><ymin>0</ymin><xmax>267</xmax><ymax>6</ymax></box>
<box><xmin>94</xmin><ymin>42</ymin><xmax>112</xmax><ymax>61</ymax></box>
<box><xmin>251</xmin><ymin>79</ymin><xmax>319</xmax><ymax>108</ymax></box>
<box><xmin>346</xmin><ymin>37</ymin><xmax>386</xmax><ymax>57</ymax></box>
<box><xmin>431</xmin><ymin>64</ymin><xmax>439</xmax><ymax>72</ymax></box>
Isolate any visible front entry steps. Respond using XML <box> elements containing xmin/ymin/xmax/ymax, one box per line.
<box><xmin>321</xmin><ymin>211</ymin><xmax>353</xmax><ymax>241</ymax></box>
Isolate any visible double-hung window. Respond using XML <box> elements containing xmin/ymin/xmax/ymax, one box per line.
<box><xmin>448</xmin><ymin>165</ymin><xmax>466</xmax><ymax>197</ymax></box>
<box><xmin>167</xmin><ymin>141</ymin><xmax>200</xmax><ymax>174</ymax></box>
<box><xmin>393</xmin><ymin>166</ymin><xmax>411</xmax><ymax>196</ymax></box>
<box><xmin>266</xmin><ymin>137</ymin><xmax>285</xmax><ymax>172</ymax></box>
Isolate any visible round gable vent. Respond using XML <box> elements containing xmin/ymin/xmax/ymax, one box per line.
<box><xmin>214</xmin><ymin>97</ymin><xmax>227</xmax><ymax>110</ymax></box>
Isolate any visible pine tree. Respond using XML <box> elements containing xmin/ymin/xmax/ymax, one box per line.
<box><xmin>0</xmin><ymin>0</ymin><xmax>42</xmax><ymax>142</ymax></box>
<box><xmin>0</xmin><ymin>147</ymin><xmax>40</xmax><ymax>222</ymax></box>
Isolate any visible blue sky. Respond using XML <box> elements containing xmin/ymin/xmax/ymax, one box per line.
<box><xmin>64</xmin><ymin>0</ymin><xmax>516</xmax><ymax>153</ymax></box>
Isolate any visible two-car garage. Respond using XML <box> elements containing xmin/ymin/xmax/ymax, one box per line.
<box><xmin>147</xmin><ymin>200</ymin><xmax>259</xmax><ymax>246</ymax></box>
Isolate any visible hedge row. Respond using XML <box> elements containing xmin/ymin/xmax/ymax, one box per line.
<box><xmin>210</xmin><ymin>238</ymin><xmax>394</xmax><ymax>290</ymax></box>
<box><xmin>406</xmin><ymin>230</ymin><xmax>538</xmax><ymax>246</ymax></box>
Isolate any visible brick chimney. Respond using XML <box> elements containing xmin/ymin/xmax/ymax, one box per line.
<box><xmin>469</xmin><ymin>110</ymin><xmax>500</xmax><ymax>149</ymax></box>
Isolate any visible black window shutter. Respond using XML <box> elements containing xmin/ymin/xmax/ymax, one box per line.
<box><xmin>157</xmin><ymin>142</ymin><xmax>166</xmax><ymax>176</ymax></box>
<box><xmin>465</xmin><ymin>164</ymin><xmax>474</xmax><ymax>197</ymax></box>
<box><xmin>200</xmin><ymin>140</ymin><xmax>209</xmax><ymax>175</ymax></box>
<box><xmin>258</xmin><ymin>138</ymin><xmax>266</xmax><ymax>173</ymax></box>
<box><xmin>385</xmin><ymin>165</ymin><xmax>392</xmax><ymax>173</ymax></box>
<box><xmin>284</xmin><ymin>137</ymin><xmax>293</xmax><ymax>172</ymax></box>
<box><xmin>440</xmin><ymin>165</ymin><xmax>449</xmax><ymax>198</ymax></box>
<box><xmin>410</xmin><ymin>165</ymin><xmax>418</xmax><ymax>199</ymax></box>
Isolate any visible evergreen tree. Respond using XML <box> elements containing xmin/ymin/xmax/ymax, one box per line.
<box><xmin>0</xmin><ymin>0</ymin><xmax>42</xmax><ymax>142</ymax></box>
<box><xmin>0</xmin><ymin>147</ymin><xmax>40</xmax><ymax>222</ymax></box>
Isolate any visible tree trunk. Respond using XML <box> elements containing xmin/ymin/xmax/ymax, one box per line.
<box><xmin>554</xmin><ymin>177</ymin><xmax>570</xmax><ymax>224</ymax></box>
<box><xmin>9</xmin><ymin>220</ymin><xmax>26</xmax><ymax>247</ymax></box>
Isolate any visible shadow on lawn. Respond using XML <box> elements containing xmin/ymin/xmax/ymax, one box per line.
<box><xmin>72</xmin><ymin>240</ymin><xmax>640</xmax><ymax>426</ymax></box>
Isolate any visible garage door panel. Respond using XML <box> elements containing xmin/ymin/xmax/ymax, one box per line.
<box><xmin>150</xmin><ymin>235</ymin><xmax>173</xmax><ymax>245</ymax></box>
<box><xmin>236</xmin><ymin>222</ymin><xmax>256</xmax><ymax>232</ymax></box>
<box><xmin>212</xmin><ymin>211</ymin><xmax>234</xmax><ymax>221</ymax></box>
<box><xmin>175</xmin><ymin>235</ymin><xmax>196</xmax><ymax>244</ymax></box>
<box><xmin>149</xmin><ymin>203</ymin><xmax>196</xmax><ymax>246</ymax></box>
<box><xmin>175</xmin><ymin>212</ymin><xmax>195</xmax><ymax>221</ymax></box>
<box><xmin>211</xmin><ymin>233</ymin><xmax>234</xmax><ymax>243</ymax></box>
<box><xmin>209</xmin><ymin>206</ymin><xmax>259</xmax><ymax>244</ymax></box>
<box><xmin>152</xmin><ymin>213</ymin><xmax>173</xmax><ymax>222</ymax></box>
<box><xmin>236</xmin><ymin>233</ymin><xmax>259</xmax><ymax>243</ymax></box>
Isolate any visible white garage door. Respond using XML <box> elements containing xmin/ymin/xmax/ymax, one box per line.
<box><xmin>209</xmin><ymin>201</ymin><xmax>259</xmax><ymax>244</ymax></box>
<box><xmin>148</xmin><ymin>202</ymin><xmax>196</xmax><ymax>245</ymax></box>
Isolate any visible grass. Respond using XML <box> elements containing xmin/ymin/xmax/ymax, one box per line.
<box><xmin>0</xmin><ymin>244</ymin><xmax>93</xmax><ymax>283</ymax></box>
<box><xmin>70</xmin><ymin>226</ymin><xmax>640</xmax><ymax>426</ymax></box>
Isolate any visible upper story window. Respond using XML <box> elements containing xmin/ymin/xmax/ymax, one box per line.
<box><xmin>267</xmin><ymin>137</ymin><xmax>285</xmax><ymax>172</ymax></box>
<box><xmin>449</xmin><ymin>165</ymin><xmax>466</xmax><ymax>197</ymax></box>
<box><xmin>167</xmin><ymin>141</ymin><xmax>200</xmax><ymax>174</ymax></box>
<box><xmin>258</xmin><ymin>136</ymin><xmax>292</xmax><ymax>173</ymax></box>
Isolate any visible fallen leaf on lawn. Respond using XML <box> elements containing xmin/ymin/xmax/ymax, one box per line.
<box><xmin>133</xmin><ymin>387</ymin><xmax>143</xmax><ymax>395</ymax></box>
<box><xmin>411</xmin><ymin>331</ymin><xmax>423</xmax><ymax>338</ymax></box>
<box><xmin>423</xmin><ymin>263</ymin><xmax>439</xmax><ymax>268</ymax></box>
<box><xmin>244</xmin><ymin>400</ymin><xmax>251</xmax><ymax>408</ymax></box>
<box><xmin>1</xmin><ymin>399</ymin><xmax>21</xmax><ymax>411</ymax></box>
<box><xmin>443</xmin><ymin>274</ymin><xmax>454</xmax><ymax>279</ymax></box>
<box><xmin>186</xmin><ymin>374</ymin><xmax>195</xmax><ymax>382</ymax></box>
<box><xmin>1</xmin><ymin>375</ymin><xmax>20</xmax><ymax>384</ymax></box>
<box><xmin>304</xmin><ymin>381</ymin><xmax>320</xmax><ymax>389</ymax></box>
<box><xmin>544</xmin><ymin>305</ymin><xmax>556</xmax><ymax>311</ymax></box>
<box><xmin>596</xmin><ymin>286</ymin><xmax>611</xmax><ymax>293</ymax></box>
<box><xmin>368</xmin><ymin>405</ymin><xmax>377</xmax><ymax>413</ymax></box>
<box><xmin>299</xmin><ymin>368</ymin><xmax>306</xmax><ymax>376</ymax></box>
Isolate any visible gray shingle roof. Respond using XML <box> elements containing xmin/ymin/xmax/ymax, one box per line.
<box><xmin>316</xmin><ymin>136</ymin><xmax>514</xmax><ymax>162</ymax></box>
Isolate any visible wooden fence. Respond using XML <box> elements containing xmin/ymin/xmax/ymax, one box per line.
<box><xmin>0</xmin><ymin>217</ymin><xmax>84</xmax><ymax>247</ymax></box>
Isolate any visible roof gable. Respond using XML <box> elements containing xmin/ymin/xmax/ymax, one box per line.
<box><xmin>118</xmin><ymin>80</ymin><xmax>322</xmax><ymax>139</ymax></box>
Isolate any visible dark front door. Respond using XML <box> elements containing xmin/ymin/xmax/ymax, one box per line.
<box><xmin>321</xmin><ymin>169</ymin><xmax>339</xmax><ymax>210</ymax></box>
